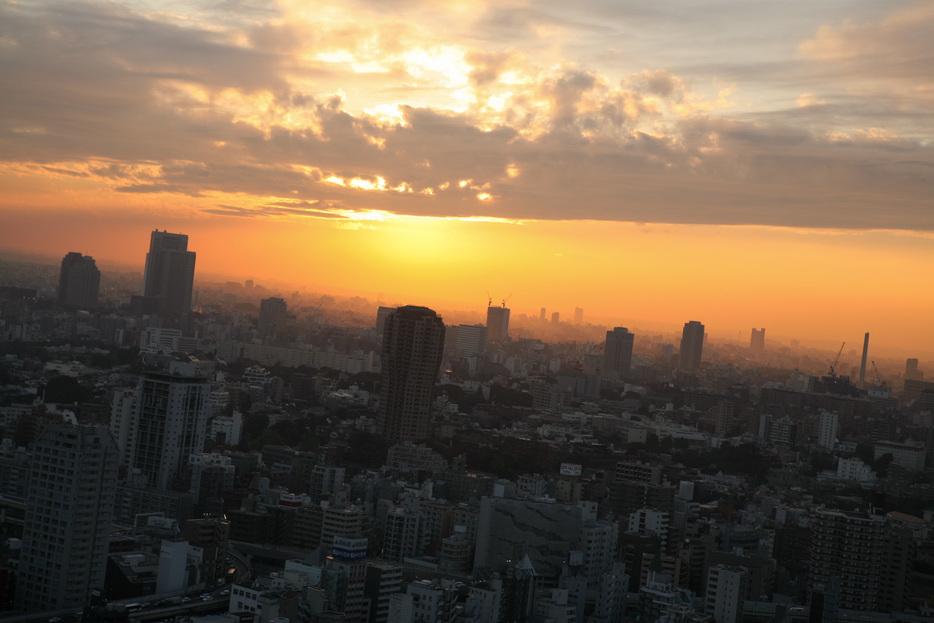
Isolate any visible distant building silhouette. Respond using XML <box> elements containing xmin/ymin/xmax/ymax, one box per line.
<box><xmin>142</xmin><ymin>229</ymin><xmax>196</xmax><ymax>314</ymax></box>
<box><xmin>540</xmin><ymin>307</ymin><xmax>546</xmax><ymax>321</ymax></box>
<box><xmin>16</xmin><ymin>424</ymin><xmax>117</xmax><ymax>612</ymax></box>
<box><xmin>573</xmin><ymin>307</ymin><xmax>584</xmax><ymax>324</ymax></box>
<box><xmin>750</xmin><ymin>328</ymin><xmax>765</xmax><ymax>353</ymax></box>
<box><xmin>905</xmin><ymin>358</ymin><xmax>922</xmax><ymax>381</ymax></box>
<box><xmin>378</xmin><ymin>306</ymin><xmax>445</xmax><ymax>442</ymax></box>
<box><xmin>603</xmin><ymin>327</ymin><xmax>634</xmax><ymax>381</ymax></box>
<box><xmin>679</xmin><ymin>321</ymin><xmax>705</xmax><ymax>370</ymax></box>
<box><xmin>486</xmin><ymin>305</ymin><xmax>510</xmax><ymax>346</ymax></box>
<box><xmin>551</xmin><ymin>311</ymin><xmax>560</xmax><ymax>324</ymax></box>
<box><xmin>58</xmin><ymin>252</ymin><xmax>100</xmax><ymax>309</ymax></box>
<box><xmin>259</xmin><ymin>296</ymin><xmax>288</xmax><ymax>337</ymax></box>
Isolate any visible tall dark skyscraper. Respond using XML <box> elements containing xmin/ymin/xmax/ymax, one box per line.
<box><xmin>16</xmin><ymin>424</ymin><xmax>117</xmax><ymax>612</ymax></box>
<box><xmin>486</xmin><ymin>304</ymin><xmax>510</xmax><ymax>346</ymax></box>
<box><xmin>142</xmin><ymin>229</ymin><xmax>196</xmax><ymax>314</ymax></box>
<box><xmin>58</xmin><ymin>251</ymin><xmax>100</xmax><ymax>309</ymax></box>
<box><xmin>603</xmin><ymin>327</ymin><xmax>634</xmax><ymax>381</ymax></box>
<box><xmin>378</xmin><ymin>306</ymin><xmax>445</xmax><ymax>442</ymax></box>
<box><xmin>679</xmin><ymin>320</ymin><xmax>705</xmax><ymax>370</ymax></box>
<box><xmin>259</xmin><ymin>296</ymin><xmax>288</xmax><ymax>337</ymax></box>
<box><xmin>750</xmin><ymin>327</ymin><xmax>765</xmax><ymax>353</ymax></box>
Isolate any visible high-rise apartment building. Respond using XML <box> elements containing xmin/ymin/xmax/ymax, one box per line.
<box><xmin>378</xmin><ymin>306</ymin><xmax>445</xmax><ymax>442</ymax></box>
<box><xmin>142</xmin><ymin>229</ymin><xmax>196</xmax><ymax>314</ymax></box>
<box><xmin>16</xmin><ymin>424</ymin><xmax>118</xmax><ymax>612</ymax></box>
<box><xmin>259</xmin><ymin>296</ymin><xmax>288</xmax><ymax>337</ymax></box>
<box><xmin>603</xmin><ymin>327</ymin><xmax>634</xmax><ymax>381</ymax></box>
<box><xmin>808</xmin><ymin>509</ymin><xmax>913</xmax><ymax>612</ymax></box>
<box><xmin>750</xmin><ymin>328</ymin><xmax>765</xmax><ymax>353</ymax></box>
<box><xmin>486</xmin><ymin>305</ymin><xmax>510</xmax><ymax>346</ymax></box>
<box><xmin>58</xmin><ymin>252</ymin><xmax>100</xmax><ymax>309</ymax></box>
<box><xmin>679</xmin><ymin>321</ymin><xmax>705</xmax><ymax>370</ymax></box>
<box><xmin>131</xmin><ymin>371</ymin><xmax>211</xmax><ymax>490</ymax></box>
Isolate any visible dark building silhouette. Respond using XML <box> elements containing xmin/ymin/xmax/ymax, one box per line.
<box><xmin>603</xmin><ymin>327</ymin><xmax>634</xmax><ymax>381</ymax></box>
<box><xmin>142</xmin><ymin>230</ymin><xmax>196</xmax><ymax>314</ymax></box>
<box><xmin>750</xmin><ymin>327</ymin><xmax>765</xmax><ymax>353</ymax></box>
<box><xmin>486</xmin><ymin>305</ymin><xmax>510</xmax><ymax>346</ymax></box>
<box><xmin>58</xmin><ymin>252</ymin><xmax>100</xmax><ymax>309</ymax></box>
<box><xmin>259</xmin><ymin>296</ymin><xmax>288</xmax><ymax>337</ymax></box>
<box><xmin>378</xmin><ymin>306</ymin><xmax>445</xmax><ymax>442</ymax></box>
<box><xmin>679</xmin><ymin>320</ymin><xmax>705</xmax><ymax>370</ymax></box>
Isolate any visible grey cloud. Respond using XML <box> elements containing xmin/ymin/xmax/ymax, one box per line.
<box><xmin>3</xmin><ymin>0</ymin><xmax>934</xmax><ymax>231</ymax></box>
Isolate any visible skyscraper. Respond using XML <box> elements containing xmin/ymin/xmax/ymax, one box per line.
<box><xmin>131</xmin><ymin>370</ymin><xmax>211</xmax><ymax>490</ymax></box>
<box><xmin>259</xmin><ymin>296</ymin><xmax>288</xmax><ymax>337</ymax></box>
<box><xmin>16</xmin><ymin>424</ymin><xmax>118</xmax><ymax>612</ymax></box>
<box><xmin>142</xmin><ymin>229</ymin><xmax>196</xmax><ymax>314</ymax></box>
<box><xmin>486</xmin><ymin>305</ymin><xmax>510</xmax><ymax>346</ymax></box>
<box><xmin>58</xmin><ymin>251</ymin><xmax>100</xmax><ymax>309</ymax></box>
<box><xmin>603</xmin><ymin>327</ymin><xmax>634</xmax><ymax>381</ymax></box>
<box><xmin>573</xmin><ymin>307</ymin><xmax>584</xmax><ymax>324</ymax></box>
<box><xmin>679</xmin><ymin>321</ymin><xmax>705</xmax><ymax>370</ymax></box>
<box><xmin>749</xmin><ymin>328</ymin><xmax>765</xmax><ymax>353</ymax></box>
<box><xmin>378</xmin><ymin>306</ymin><xmax>445</xmax><ymax>442</ymax></box>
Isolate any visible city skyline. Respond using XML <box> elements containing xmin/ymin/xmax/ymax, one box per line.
<box><xmin>2</xmin><ymin>1</ymin><xmax>934</xmax><ymax>355</ymax></box>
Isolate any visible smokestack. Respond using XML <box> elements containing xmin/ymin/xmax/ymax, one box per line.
<box><xmin>859</xmin><ymin>332</ymin><xmax>869</xmax><ymax>388</ymax></box>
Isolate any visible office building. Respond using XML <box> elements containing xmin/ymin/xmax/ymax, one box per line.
<box><xmin>259</xmin><ymin>296</ymin><xmax>288</xmax><ymax>337</ymax></box>
<box><xmin>142</xmin><ymin>229</ymin><xmax>196</xmax><ymax>314</ymax></box>
<box><xmin>603</xmin><ymin>327</ymin><xmax>634</xmax><ymax>381</ymax></box>
<box><xmin>16</xmin><ymin>424</ymin><xmax>118</xmax><ymax>612</ymax></box>
<box><xmin>131</xmin><ymin>371</ymin><xmax>211</xmax><ymax>490</ymax></box>
<box><xmin>444</xmin><ymin>324</ymin><xmax>487</xmax><ymax>357</ymax></box>
<box><xmin>486</xmin><ymin>305</ymin><xmax>510</xmax><ymax>345</ymax></box>
<box><xmin>750</xmin><ymin>328</ymin><xmax>765</xmax><ymax>353</ymax></box>
<box><xmin>378</xmin><ymin>306</ymin><xmax>445</xmax><ymax>442</ymax></box>
<box><xmin>705</xmin><ymin>565</ymin><xmax>747</xmax><ymax>623</ymax></box>
<box><xmin>58</xmin><ymin>252</ymin><xmax>100</xmax><ymax>309</ymax></box>
<box><xmin>573</xmin><ymin>307</ymin><xmax>584</xmax><ymax>324</ymax></box>
<box><xmin>905</xmin><ymin>358</ymin><xmax>922</xmax><ymax>381</ymax></box>
<box><xmin>679</xmin><ymin>321</ymin><xmax>704</xmax><ymax>370</ymax></box>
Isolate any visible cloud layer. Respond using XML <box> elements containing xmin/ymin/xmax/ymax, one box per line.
<box><xmin>2</xmin><ymin>0</ymin><xmax>933</xmax><ymax>229</ymax></box>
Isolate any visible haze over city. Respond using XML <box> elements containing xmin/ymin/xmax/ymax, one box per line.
<box><xmin>2</xmin><ymin>1</ymin><xmax>934</xmax><ymax>351</ymax></box>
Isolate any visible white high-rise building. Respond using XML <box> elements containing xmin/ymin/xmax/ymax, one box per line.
<box><xmin>16</xmin><ymin>424</ymin><xmax>118</xmax><ymax>612</ymax></box>
<box><xmin>705</xmin><ymin>565</ymin><xmax>747</xmax><ymax>623</ymax></box>
<box><xmin>131</xmin><ymin>371</ymin><xmax>211</xmax><ymax>490</ymax></box>
<box><xmin>817</xmin><ymin>410</ymin><xmax>838</xmax><ymax>450</ymax></box>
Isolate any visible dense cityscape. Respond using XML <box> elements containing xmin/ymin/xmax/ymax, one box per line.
<box><xmin>0</xmin><ymin>229</ymin><xmax>931</xmax><ymax>623</ymax></box>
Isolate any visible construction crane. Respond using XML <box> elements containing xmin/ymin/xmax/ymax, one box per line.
<box><xmin>501</xmin><ymin>293</ymin><xmax>512</xmax><ymax>308</ymax></box>
<box><xmin>828</xmin><ymin>341</ymin><xmax>845</xmax><ymax>377</ymax></box>
<box><xmin>487</xmin><ymin>292</ymin><xmax>492</xmax><ymax>308</ymax></box>
<box><xmin>871</xmin><ymin>360</ymin><xmax>886</xmax><ymax>387</ymax></box>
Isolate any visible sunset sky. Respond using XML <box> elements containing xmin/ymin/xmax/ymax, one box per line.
<box><xmin>2</xmin><ymin>0</ymin><xmax>934</xmax><ymax>355</ymax></box>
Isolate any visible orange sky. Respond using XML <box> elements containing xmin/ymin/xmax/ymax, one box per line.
<box><xmin>2</xmin><ymin>1</ymin><xmax>934</xmax><ymax>358</ymax></box>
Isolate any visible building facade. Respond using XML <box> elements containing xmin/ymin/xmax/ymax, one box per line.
<box><xmin>16</xmin><ymin>424</ymin><xmax>118</xmax><ymax>612</ymax></box>
<box><xmin>378</xmin><ymin>306</ymin><xmax>445</xmax><ymax>442</ymax></box>
<box><xmin>142</xmin><ymin>229</ymin><xmax>196</xmax><ymax>314</ymax></box>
